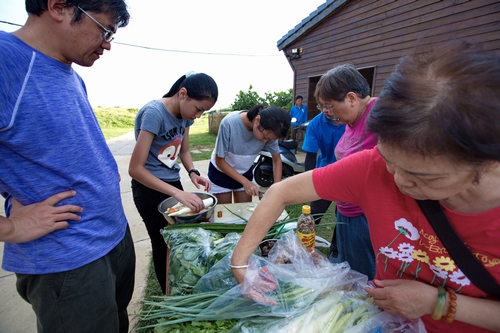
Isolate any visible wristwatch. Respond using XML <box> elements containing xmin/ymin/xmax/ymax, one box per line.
<box><xmin>188</xmin><ymin>168</ymin><xmax>200</xmax><ymax>177</ymax></box>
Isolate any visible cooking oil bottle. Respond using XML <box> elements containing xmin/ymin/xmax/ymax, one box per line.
<box><xmin>297</xmin><ymin>205</ymin><xmax>315</xmax><ymax>252</ymax></box>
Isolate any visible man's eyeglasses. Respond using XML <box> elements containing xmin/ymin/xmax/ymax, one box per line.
<box><xmin>78</xmin><ymin>6</ymin><xmax>115</xmax><ymax>43</ymax></box>
<box><xmin>316</xmin><ymin>104</ymin><xmax>334</xmax><ymax>112</ymax></box>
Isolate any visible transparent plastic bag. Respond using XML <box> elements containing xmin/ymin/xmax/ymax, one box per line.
<box><xmin>207</xmin><ymin>232</ymin><xmax>241</xmax><ymax>267</ymax></box>
<box><xmin>228</xmin><ymin>289</ymin><xmax>380</xmax><ymax>333</ymax></box>
<box><xmin>162</xmin><ymin>227</ymin><xmax>223</xmax><ymax>295</ymax></box>
<box><xmin>193</xmin><ymin>253</ymin><xmax>238</xmax><ymax>294</ymax></box>
<box><xmin>197</xmin><ymin>230</ymin><xmax>352</xmax><ymax>320</ymax></box>
<box><xmin>343</xmin><ymin>311</ymin><xmax>427</xmax><ymax>333</ymax></box>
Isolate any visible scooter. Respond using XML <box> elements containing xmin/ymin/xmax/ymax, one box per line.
<box><xmin>253</xmin><ymin>120</ymin><xmax>308</xmax><ymax>187</ymax></box>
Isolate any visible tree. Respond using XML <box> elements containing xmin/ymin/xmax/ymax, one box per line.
<box><xmin>230</xmin><ymin>85</ymin><xmax>264</xmax><ymax>111</ymax></box>
<box><xmin>263</xmin><ymin>88</ymin><xmax>293</xmax><ymax>110</ymax></box>
<box><xmin>231</xmin><ymin>86</ymin><xmax>293</xmax><ymax>111</ymax></box>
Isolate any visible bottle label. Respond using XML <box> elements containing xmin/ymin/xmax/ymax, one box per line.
<box><xmin>297</xmin><ymin>231</ymin><xmax>316</xmax><ymax>249</ymax></box>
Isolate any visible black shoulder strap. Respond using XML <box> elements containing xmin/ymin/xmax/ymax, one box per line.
<box><xmin>416</xmin><ymin>199</ymin><xmax>500</xmax><ymax>299</ymax></box>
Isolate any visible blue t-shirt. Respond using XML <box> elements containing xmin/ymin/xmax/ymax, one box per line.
<box><xmin>301</xmin><ymin>113</ymin><xmax>346</xmax><ymax>167</ymax></box>
<box><xmin>290</xmin><ymin>104</ymin><xmax>308</xmax><ymax>126</ymax></box>
<box><xmin>0</xmin><ymin>31</ymin><xmax>127</xmax><ymax>274</ymax></box>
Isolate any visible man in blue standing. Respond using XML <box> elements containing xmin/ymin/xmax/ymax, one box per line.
<box><xmin>301</xmin><ymin>104</ymin><xmax>346</xmax><ymax>259</ymax></box>
<box><xmin>289</xmin><ymin>95</ymin><xmax>308</xmax><ymax>142</ymax></box>
<box><xmin>0</xmin><ymin>1</ymin><xmax>135</xmax><ymax>332</ymax></box>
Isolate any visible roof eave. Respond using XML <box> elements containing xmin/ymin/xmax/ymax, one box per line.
<box><xmin>277</xmin><ymin>0</ymin><xmax>348</xmax><ymax>51</ymax></box>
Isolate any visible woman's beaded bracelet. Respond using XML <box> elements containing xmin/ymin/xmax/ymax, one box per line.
<box><xmin>432</xmin><ymin>286</ymin><xmax>447</xmax><ymax>320</ymax></box>
<box><xmin>442</xmin><ymin>288</ymin><xmax>457</xmax><ymax>324</ymax></box>
<box><xmin>229</xmin><ymin>264</ymin><xmax>249</xmax><ymax>269</ymax></box>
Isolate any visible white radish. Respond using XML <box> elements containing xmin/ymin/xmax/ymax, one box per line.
<box><xmin>167</xmin><ymin>197</ymin><xmax>214</xmax><ymax>216</ymax></box>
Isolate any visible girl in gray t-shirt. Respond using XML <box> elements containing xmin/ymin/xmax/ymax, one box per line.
<box><xmin>209</xmin><ymin>105</ymin><xmax>290</xmax><ymax>204</ymax></box>
<box><xmin>129</xmin><ymin>73</ymin><xmax>218</xmax><ymax>294</ymax></box>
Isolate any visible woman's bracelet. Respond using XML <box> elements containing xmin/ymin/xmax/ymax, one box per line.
<box><xmin>229</xmin><ymin>264</ymin><xmax>249</xmax><ymax>269</ymax></box>
<box><xmin>442</xmin><ymin>288</ymin><xmax>457</xmax><ymax>324</ymax></box>
<box><xmin>432</xmin><ymin>286</ymin><xmax>447</xmax><ymax>320</ymax></box>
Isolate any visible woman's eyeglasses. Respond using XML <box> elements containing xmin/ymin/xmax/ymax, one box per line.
<box><xmin>316</xmin><ymin>104</ymin><xmax>334</xmax><ymax>112</ymax></box>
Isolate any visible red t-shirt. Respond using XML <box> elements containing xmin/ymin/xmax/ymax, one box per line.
<box><xmin>313</xmin><ymin>146</ymin><xmax>500</xmax><ymax>333</ymax></box>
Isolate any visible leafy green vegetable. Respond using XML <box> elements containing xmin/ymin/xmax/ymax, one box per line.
<box><xmin>153</xmin><ymin>319</ymin><xmax>238</xmax><ymax>333</ymax></box>
<box><xmin>162</xmin><ymin>228</ymin><xmax>223</xmax><ymax>295</ymax></box>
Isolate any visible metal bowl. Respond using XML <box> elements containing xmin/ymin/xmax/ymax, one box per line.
<box><xmin>158</xmin><ymin>192</ymin><xmax>218</xmax><ymax>225</ymax></box>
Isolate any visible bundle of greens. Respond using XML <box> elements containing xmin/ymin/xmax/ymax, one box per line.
<box><xmin>162</xmin><ymin>228</ymin><xmax>245</xmax><ymax>296</ymax></box>
<box><xmin>153</xmin><ymin>319</ymin><xmax>238</xmax><ymax>333</ymax></box>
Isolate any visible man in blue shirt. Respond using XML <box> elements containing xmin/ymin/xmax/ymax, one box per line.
<box><xmin>289</xmin><ymin>95</ymin><xmax>308</xmax><ymax>141</ymax></box>
<box><xmin>302</xmin><ymin>104</ymin><xmax>345</xmax><ymax>258</ymax></box>
<box><xmin>0</xmin><ymin>1</ymin><xmax>135</xmax><ymax>332</ymax></box>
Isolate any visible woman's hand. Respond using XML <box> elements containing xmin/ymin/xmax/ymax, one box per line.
<box><xmin>365</xmin><ymin>279</ymin><xmax>436</xmax><ymax>319</ymax></box>
<box><xmin>232</xmin><ymin>265</ymin><xmax>278</xmax><ymax>305</ymax></box>
<box><xmin>1</xmin><ymin>190</ymin><xmax>83</xmax><ymax>243</ymax></box>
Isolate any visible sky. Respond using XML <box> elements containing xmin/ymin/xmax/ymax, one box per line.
<box><xmin>0</xmin><ymin>0</ymin><xmax>326</xmax><ymax>110</ymax></box>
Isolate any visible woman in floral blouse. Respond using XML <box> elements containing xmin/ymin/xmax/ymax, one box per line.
<box><xmin>230</xmin><ymin>40</ymin><xmax>500</xmax><ymax>333</ymax></box>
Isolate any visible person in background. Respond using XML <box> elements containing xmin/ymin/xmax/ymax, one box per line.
<box><xmin>314</xmin><ymin>64</ymin><xmax>378</xmax><ymax>279</ymax></box>
<box><xmin>208</xmin><ymin>105</ymin><xmax>290</xmax><ymax>204</ymax></box>
<box><xmin>231</xmin><ymin>40</ymin><xmax>500</xmax><ymax>333</ymax></box>
<box><xmin>129</xmin><ymin>72</ymin><xmax>218</xmax><ymax>295</ymax></box>
<box><xmin>301</xmin><ymin>104</ymin><xmax>346</xmax><ymax>258</ymax></box>
<box><xmin>0</xmin><ymin>1</ymin><xmax>135</xmax><ymax>332</ymax></box>
<box><xmin>289</xmin><ymin>95</ymin><xmax>308</xmax><ymax>142</ymax></box>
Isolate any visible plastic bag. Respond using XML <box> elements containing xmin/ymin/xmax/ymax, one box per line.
<box><xmin>162</xmin><ymin>227</ymin><xmax>223</xmax><ymax>295</ymax></box>
<box><xmin>228</xmin><ymin>289</ymin><xmax>427</xmax><ymax>333</ymax></box>
<box><xmin>207</xmin><ymin>232</ymin><xmax>241</xmax><ymax>267</ymax></box>
<box><xmin>193</xmin><ymin>250</ymin><xmax>239</xmax><ymax>294</ymax></box>
<box><xmin>197</xmin><ymin>230</ymin><xmax>352</xmax><ymax>319</ymax></box>
<box><xmin>343</xmin><ymin>311</ymin><xmax>427</xmax><ymax>333</ymax></box>
<box><xmin>267</xmin><ymin>230</ymin><xmax>340</xmax><ymax>270</ymax></box>
<box><xmin>228</xmin><ymin>289</ymin><xmax>379</xmax><ymax>333</ymax></box>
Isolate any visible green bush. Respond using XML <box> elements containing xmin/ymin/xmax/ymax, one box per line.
<box><xmin>231</xmin><ymin>86</ymin><xmax>293</xmax><ymax>111</ymax></box>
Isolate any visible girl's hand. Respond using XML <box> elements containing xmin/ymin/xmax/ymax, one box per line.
<box><xmin>190</xmin><ymin>174</ymin><xmax>211</xmax><ymax>192</ymax></box>
<box><xmin>173</xmin><ymin>191</ymin><xmax>205</xmax><ymax>212</ymax></box>
<box><xmin>243</xmin><ymin>181</ymin><xmax>259</xmax><ymax>197</ymax></box>
<box><xmin>365</xmin><ymin>279</ymin><xmax>436</xmax><ymax>319</ymax></box>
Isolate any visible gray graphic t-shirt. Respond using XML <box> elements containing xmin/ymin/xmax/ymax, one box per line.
<box><xmin>210</xmin><ymin>111</ymin><xmax>279</xmax><ymax>174</ymax></box>
<box><xmin>134</xmin><ymin>100</ymin><xmax>194</xmax><ymax>181</ymax></box>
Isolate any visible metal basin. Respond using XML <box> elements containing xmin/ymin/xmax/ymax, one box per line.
<box><xmin>158</xmin><ymin>192</ymin><xmax>217</xmax><ymax>225</ymax></box>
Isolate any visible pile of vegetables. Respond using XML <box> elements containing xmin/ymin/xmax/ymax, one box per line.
<box><xmin>142</xmin><ymin>229</ymin><xmax>363</xmax><ymax>332</ymax></box>
<box><xmin>229</xmin><ymin>290</ymin><xmax>379</xmax><ymax>333</ymax></box>
<box><xmin>142</xmin><ymin>222</ymin><xmax>426</xmax><ymax>333</ymax></box>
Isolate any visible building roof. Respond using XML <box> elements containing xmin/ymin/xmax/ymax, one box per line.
<box><xmin>276</xmin><ymin>0</ymin><xmax>348</xmax><ymax>51</ymax></box>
